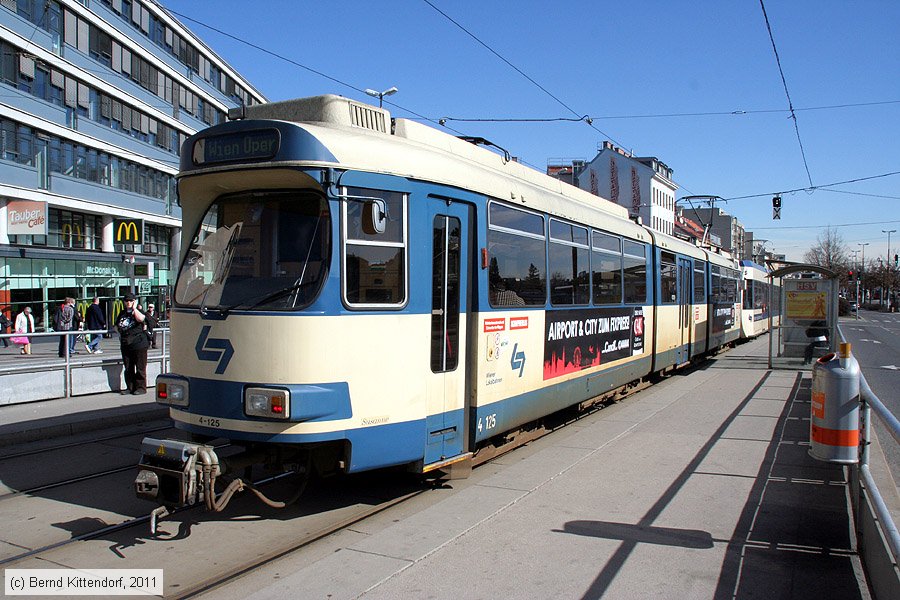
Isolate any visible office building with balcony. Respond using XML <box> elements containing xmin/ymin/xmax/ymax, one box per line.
<box><xmin>0</xmin><ymin>0</ymin><xmax>265</xmax><ymax>329</ymax></box>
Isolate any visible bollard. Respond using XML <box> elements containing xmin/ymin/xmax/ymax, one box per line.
<box><xmin>809</xmin><ymin>342</ymin><xmax>860</xmax><ymax>463</ymax></box>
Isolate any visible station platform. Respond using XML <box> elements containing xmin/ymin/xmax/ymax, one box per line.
<box><xmin>0</xmin><ymin>336</ymin><xmax>872</xmax><ymax>598</ymax></box>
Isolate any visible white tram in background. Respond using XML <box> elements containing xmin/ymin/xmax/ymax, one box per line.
<box><xmin>135</xmin><ymin>95</ymin><xmax>744</xmax><ymax>516</ymax></box>
<box><xmin>740</xmin><ymin>260</ymin><xmax>779</xmax><ymax>338</ymax></box>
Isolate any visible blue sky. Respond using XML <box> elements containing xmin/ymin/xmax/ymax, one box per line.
<box><xmin>163</xmin><ymin>1</ymin><xmax>900</xmax><ymax>263</ymax></box>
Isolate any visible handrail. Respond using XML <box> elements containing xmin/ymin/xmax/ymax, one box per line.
<box><xmin>860</xmin><ymin>375</ymin><xmax>900</xmax><ymax>445</ymax></box>
<box><xmin>0</xmin><ymin>328</ymin><xmax>170</xmax><ymax>397</ymax></box>
<box><xmin>858</xmin><ymin>374</ymin><xmax>900</xmax><ymax>563</ymax></box>
<box><xmin>836</xmin><ymin>324</ymin><xmax>900</xmax><ymax>575</ymax></box>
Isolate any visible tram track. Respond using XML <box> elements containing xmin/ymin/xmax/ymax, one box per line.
<box><xmin>0</xmin><ymin>437</ymin><xmax>232</xmax><ymax>504</ymax></box>
<box><xmin>0</xmin><ymin>423</ymin><xmax>173</xmax><ymax>461</ymax></box>
<box><xmin>0</xmin><ymin>464</ymin><xmax>138</xmax><ymax>503</ymax></box>
<box><xmin>0</xmin><ymin>469</ymin><xmax>298</xmax><ymax>568</ymax></box>
<box><xmin>0</xmin><ymin>471</ymin><xmax>435</xmax><ymax>599</ymax></box>
<box><xmin>0</xmin><ymin>423</ymin><xmax>180</xmax><ymax>504</ymax></box>
<box><xmin>170</xmin><ymin>486</ymin><xmax>429</xmax><ymax>599</ymax></box>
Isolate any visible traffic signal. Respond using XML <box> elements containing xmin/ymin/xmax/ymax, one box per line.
<box><xmin>848</xmin><ymin>270</ymin><xmax>854</xmax><ymax>280</ymax></box>
<box><xmin>895</xmin><ymin>254</ymin><xmax>898</xmax><ymax>267</ymax></box>
<box><xmin>772</xmin><ymin>195</ymin><xmax>782</xmax><ymax>208</ymax></box>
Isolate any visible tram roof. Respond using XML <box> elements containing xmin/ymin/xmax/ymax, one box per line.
<box><xmin>227</xmin><ymin>95</ymin><xmax>648</xmax><ymax>241</ymax></box>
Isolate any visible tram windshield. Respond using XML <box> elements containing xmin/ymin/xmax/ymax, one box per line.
<box><xmin>175</xmin><ymin>191</ymin><xmax>330</xmax><ymax>312</ymax></box>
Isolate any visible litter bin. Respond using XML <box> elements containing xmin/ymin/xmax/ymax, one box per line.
<box><xmin>809</xmin><ymin>342</ymin><xmax>860</xmax><ymax>463</ymax></box>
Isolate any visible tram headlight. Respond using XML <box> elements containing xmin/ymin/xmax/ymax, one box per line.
<box><xmin>245</xmin><ymin>387</ymin><xmax>290</xmax><ymax>419</ymax></box>
<box><xmin>156</xmin><ymin>377</ymin><xmax>189</xmax><ymax>407</ymax></box>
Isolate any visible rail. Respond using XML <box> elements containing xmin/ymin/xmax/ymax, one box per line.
<box><xmin>0</xmin><ymin>328</ymin><xmax>170</xmax><ymax>398</ymax></box>
<box><xmin>858</xmin><ymin>372</ymin><xmax>900</xmax><ymax>563</ymax></box>
<box><xmin>834</xmin><ymin>323</ymin><xmax>900</xmax><ymax>598</ymax></box>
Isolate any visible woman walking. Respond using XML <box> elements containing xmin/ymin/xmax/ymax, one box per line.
<box><xmin>13</xmin><ymin>306</ymin><xmax>35</xmax><ymax>355</ymax></box>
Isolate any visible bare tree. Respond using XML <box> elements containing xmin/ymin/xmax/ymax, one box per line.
<box><xmin>803</xmin><ymin>227</ymin><xmax>850</xmax><ymax>271</ymax></box>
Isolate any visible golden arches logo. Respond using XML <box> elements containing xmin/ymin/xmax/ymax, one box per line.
<box><xmin>115</xmin><ymin>219</ymin><xmax>142</xmax><ymax>243</ymax></box>
<box><xmin>61</xmin><ymin>223</ymin><xmax>83</xmax><ymax>247</ymax></box>
<box><xmin>75</xmin><ymin>300</ymin><xmax>90</xmax><ymax>321</ymax></box>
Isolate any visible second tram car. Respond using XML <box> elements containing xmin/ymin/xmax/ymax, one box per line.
<box><xmin>136</xmin><ymin>95</ymin><xmax>745</xmax><ymax>517</ymax></box>
<box><xmin>740</xmin><ymin>260</ymin><xmax>778</xmax><ymax>338</ymax></box>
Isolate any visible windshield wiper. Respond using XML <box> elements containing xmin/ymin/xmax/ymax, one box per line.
<box><xmin>219</xmin><ymin>280</ymin><xmax>309</xmax><ymax>316</ymax></box>
<box><xmin>217</xmin><ymin>215</ymin><xmax>325</xmax><ymax>317</ymax></box>
<box><xmin>199</xmin><ymin>223</ymin><xmax>243</xmax><ymax>316</ymax></box>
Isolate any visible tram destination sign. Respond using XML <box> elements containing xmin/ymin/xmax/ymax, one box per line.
<box><xmin>193</xmin><ymin>129</ymin><xmax>280</xmax><ymax>165</ymax></box>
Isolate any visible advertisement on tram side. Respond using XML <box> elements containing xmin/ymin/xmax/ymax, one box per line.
<box><xmin>712</xmin><ymin>305</ymin><xmax>736</xmax><ymax>334</ymax></box>
<box><xmin>543</xmin><ymin>307</ymin><xmax>644</xmax><ymax>380</ymax></box>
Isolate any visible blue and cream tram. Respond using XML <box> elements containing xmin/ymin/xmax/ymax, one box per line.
<box><xmin>136</xmin><ymin>95</ymin><xmax>745</xmax><ymax>515</ymax></box>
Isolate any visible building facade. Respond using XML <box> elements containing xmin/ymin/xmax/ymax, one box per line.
<box><xmin>0</xmin><ymin>0</ymin><xmax>265</xmax><ymax>329</ymax></box>
<box><xmin>556</xmin><ymin>141</ymin><xmax>677</xmax><ymax>236</ymax></box>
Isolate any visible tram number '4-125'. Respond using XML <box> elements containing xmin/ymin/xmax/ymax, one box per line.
<box><xmin>478</xmin><ymin>413</ymin><xmax>497</xmax><ymax>433</ymax></box>
<box><xmin>198</xmin><ymin>416</ymin><xmax>221</xmax><ymax>428</ymax></box>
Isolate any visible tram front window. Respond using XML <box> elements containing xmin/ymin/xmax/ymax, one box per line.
<box><xmin>175</xmin><ymin>191</ymin><xmax>330</xmax><ymax>311</ymax></box>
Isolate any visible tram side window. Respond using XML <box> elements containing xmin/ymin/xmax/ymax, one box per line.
<box><xmin>726</xmin><ymin>269</ymin><xmax>739</xmax><ymax>303</ymax></box>
<box><xmin>659</xmin><ymin>251</ymin><xmax>677</xmax><ymax>304</ymax></box>
<box><xmin>754</xmin><ymin>280</ymin><xmax>768</xmax><ymax>311</ymax></box>
<box><xmin>694</xmin><ymin>263</ymin><xmax>706</xmax><ymax>303</ymax></box>
<box><xmin>743</xmin><ymin>279</ymin><xmax>754</xmax><ymax>309</ymax></box>
<box><xmin>592</xmin><ymin>231</ymin><xmax>622</xmax><ymax>305</ymax></box>
<box><xmin>549</xmin><ymin>220</ymin><xmax>589</xmax><ymax>305</ymax></box>
<box><xmin>343</xmin><ymin>187</ymin><xmax>407</xmax><ymax>307</ymax></box>
<box><xmin>710</xmin><ymin>266</ymin><xmax>722</xmax><ymax>302</ymax></box>
<box><xmin>488</xmin><ymin>203</ymin><xmax>546</xmax><ymax>307</ymax></box>
<box><xmin>711</xmin><ymin>267</ymin><xmax>737</xmax><ymax>304</ymax></box>
<box><xmin>623</xmin><ymin>240</ymin><xmax>647</xmax><ymax>304</ymax></box>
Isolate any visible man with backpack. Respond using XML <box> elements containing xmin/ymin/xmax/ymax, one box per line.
<box><xmin>55</xmin><ymin>297</ymin><xmax>77</xmax><ymax>357</ymax></box>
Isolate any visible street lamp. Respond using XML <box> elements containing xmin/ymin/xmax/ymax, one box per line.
<box><xmin>884</xmin><ymin>229</ymin><xmax>896</xmax><ymax>309</ymax></box>
<box><xmin>364</xmin><ymin>86</ymin><xmax>398</xmax><ymax>107</ymax></box>
<box><xmin>859</xmin><ymin>242</ymin><xmax>870</xmax><ymax>305</ymax></box>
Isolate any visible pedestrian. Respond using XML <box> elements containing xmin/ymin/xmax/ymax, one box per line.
<box><xmin>12</xmin><ymin>306</ymin><xmax>35</xmax><ymax>355</ymax></box>
<box><xmin>0</xmin><ymin>310</ymin><xmax>10</xmax><ymax>348</ymax></box>
<box><xmin>115</xmin><ymin>292</ymin><xmax>149</xmax><ymax>395</ymax></box>
<box><xmin>55</xmin><ymin>297</ymin><xmax>77</xmax><ymax>357</ymax></box>
<box><xmin>145</xmin><ymin>303</ymin><xmax>158</xmax><ymax>348</ymax></box>
<box><xmin>85</xmin><ymin>297</ymin><xmax>107</xmax><ymax>354</ymax></box>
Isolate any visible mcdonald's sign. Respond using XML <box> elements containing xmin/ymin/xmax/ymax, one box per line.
<box><xmin>114</xmin><ymin>219</ymin><xmax>144</xmax><ymax>244</ymax></box>
<box><xmin>61</xmin><ymin>223</ymin><xmax>83</xmax><ymax>247</ymax></box>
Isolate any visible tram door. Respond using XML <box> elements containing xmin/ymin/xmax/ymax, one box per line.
<box><xmin>424</xmin><ymin>199</ymin><xmax>473</xmax><ymax>466</ymax></box>
<box><xmin>676</xmin><ymin>257</ymin><xmax>693</xmax><ymax>364</ymax></box>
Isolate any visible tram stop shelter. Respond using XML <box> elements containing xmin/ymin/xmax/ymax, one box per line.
<box><xmin>767</xmin><ymin>263</ymin><xmax>839</xmax><ymax>369</ymax></box>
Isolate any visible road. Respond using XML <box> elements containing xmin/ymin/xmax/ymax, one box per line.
<box><xmin>840</xmin><ymin>309</ymin><xmax>900</xmax><ymax>486</ymax></box>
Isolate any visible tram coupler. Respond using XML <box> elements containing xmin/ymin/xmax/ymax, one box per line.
<box><xmin>134</xmin><ymin>437</ymin><xmax>220</xmax><ymax>510</ymax></box>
